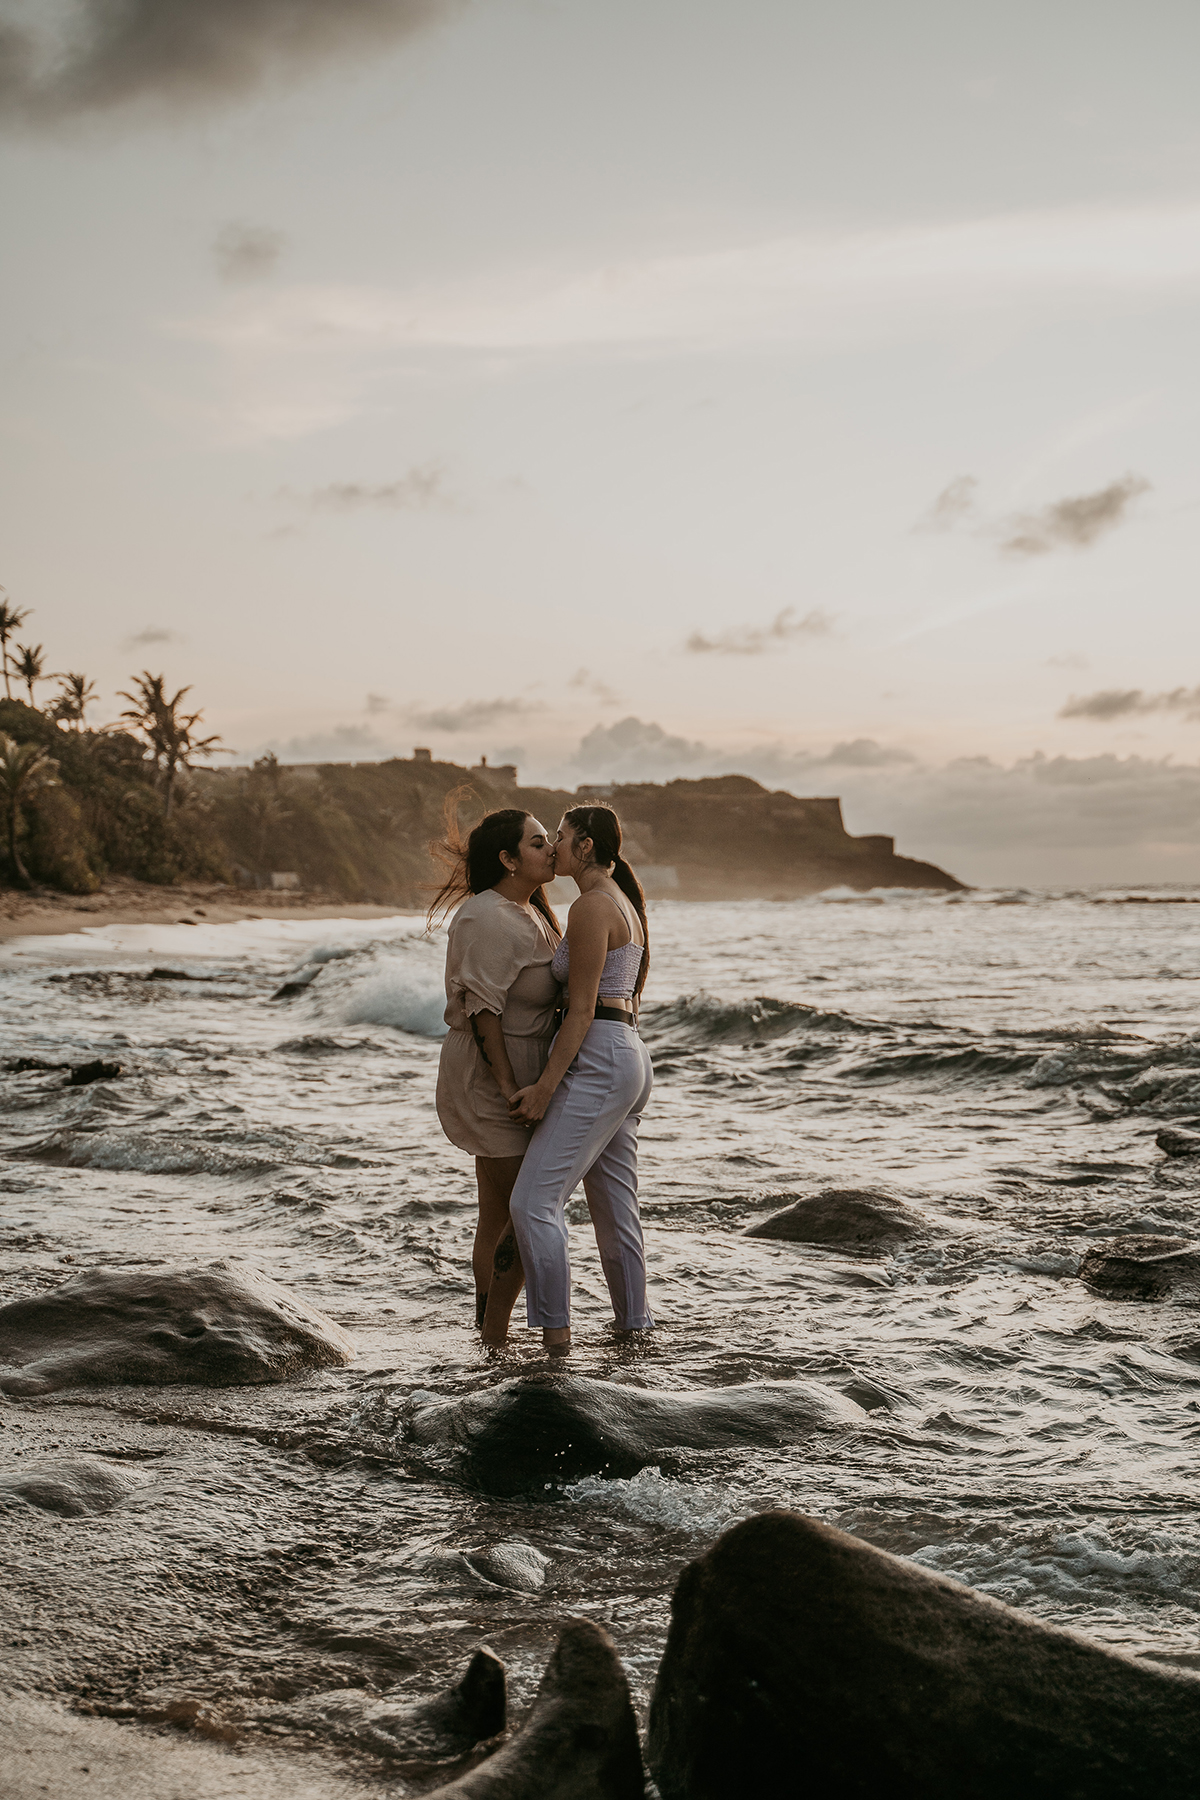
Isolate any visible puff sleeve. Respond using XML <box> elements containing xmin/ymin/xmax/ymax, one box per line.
<box><xmin>447</xmin><ymin>898</ymin><xmax>537</xmax><ymax>1018</ymax></box>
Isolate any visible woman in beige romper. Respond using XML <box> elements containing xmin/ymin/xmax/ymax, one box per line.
<box><xmin>429</xmin><ymin>806</ymin><xmax>561</xmax><ymax>1343</ymax></box>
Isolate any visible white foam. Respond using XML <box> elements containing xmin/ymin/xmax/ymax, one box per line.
<box><xmin>338</xmin><ymin>959</ymin><xmax>448</xmax><ymax>1038</ymax></box>
<box><xmin>564</xmin><ymin>1465</ymin><xmax>753</xmax><ymax>1534</ymax></box>
<box><xmin>0</xmin><ymin>913</ymin><xmax>427</xmax><ymax>967</ymax></box>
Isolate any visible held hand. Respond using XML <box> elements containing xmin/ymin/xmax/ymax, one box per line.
<box><xmin>509</xmin><ymin>1083</ymin><xmax>551</xmax><ymax>1125</ymax></box>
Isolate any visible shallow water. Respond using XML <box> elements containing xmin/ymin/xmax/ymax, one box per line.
<box><xmin>3</xmin><ymin>890</ymin><xmax>1200</xmax><ymax>1773</ymax></box>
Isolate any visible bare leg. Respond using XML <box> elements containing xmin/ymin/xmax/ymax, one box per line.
<box><xmin>474</xmin><ymin>1155</ymin><xmax>526</xmax><ymax>1345</ymax></box>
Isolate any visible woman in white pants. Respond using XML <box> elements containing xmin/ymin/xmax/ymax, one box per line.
<box><xmin>508</xmin><ymin>804</ymin><xmax>654</xmax><ymax>1353</ymax></box>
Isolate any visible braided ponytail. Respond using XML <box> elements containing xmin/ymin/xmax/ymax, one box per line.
<box><xmin>563</xmin><ymin>804</ymin><xmax>650</xmax><ymax>998</ymax></box>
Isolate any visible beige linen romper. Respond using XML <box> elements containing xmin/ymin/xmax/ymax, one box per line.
<box><xmin>435</xmin><ymin>889</ymin><xmax>561</xmax><ymax>1158</ymax></box>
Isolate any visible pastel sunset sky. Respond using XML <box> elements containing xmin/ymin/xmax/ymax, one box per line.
<box><xmin>3</xmin><ymin>0</ymin><xmax>1200</xmax><ymax>883</ymax></box>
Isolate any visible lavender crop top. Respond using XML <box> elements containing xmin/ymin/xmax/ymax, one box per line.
<box><xmin>551</xmin><ymin>935</ymin><xmax>644</xmax><ymax>1000</ymax></box>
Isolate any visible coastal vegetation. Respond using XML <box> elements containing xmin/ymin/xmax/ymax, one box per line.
<box><xmin>0</xmin><ymin>601</ymin><xmax>961</xmax><ymax>898</ymax></box>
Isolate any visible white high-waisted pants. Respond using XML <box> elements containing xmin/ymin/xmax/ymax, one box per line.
<box><xmin>509</xmin><ymin>1020</ymin><xmax>655</xmax><ymax>1331</ymax></box>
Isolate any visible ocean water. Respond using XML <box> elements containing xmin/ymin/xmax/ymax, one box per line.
<box><xmin>3</xmin><ymin>889</ymin><xmax>1200</xmax><ymax>1759</ymax></box>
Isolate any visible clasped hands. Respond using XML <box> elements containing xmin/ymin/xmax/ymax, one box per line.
<box><xmin>506</xmin><ymin>1082</ymin><xmax>551</xmax><ymax>1125</ymax></box>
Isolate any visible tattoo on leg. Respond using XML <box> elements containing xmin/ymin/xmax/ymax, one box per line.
<box><xmin>493</xmin><ymin>1233</ymin><xmax>517</xmax><ymax>1275</ymax></box>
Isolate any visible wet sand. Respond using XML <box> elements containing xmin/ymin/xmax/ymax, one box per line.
<box><xmin>0</xmin><ymin>878</ymin><xmax>409</xmax><ymax>942</ymax></box>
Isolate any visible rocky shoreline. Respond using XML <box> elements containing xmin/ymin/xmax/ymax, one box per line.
<box><xmin>3</xmin><ymin>1248</ymin><xmax>1200</xmax><ymax>1797</ymax></box>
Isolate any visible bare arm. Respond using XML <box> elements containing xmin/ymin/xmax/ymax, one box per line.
<box><xmin>509</xmin><ymin>895</ymin><xmax>609</xmax><ymax>1124</ymax></box>
<box><xmin>471</xmin><ymin>1010</ymin><xmax>520</xmax><ymax>1103</ymax></box>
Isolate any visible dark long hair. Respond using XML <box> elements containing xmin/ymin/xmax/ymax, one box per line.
<box><xmin>426</xmin><ymin>789</ymin><xmax>560</xmax><ymax>935</ymax></box>
<box><xmin>563</xmin><ymin>803</ymin><xmax>649</xmax><ymax>998</ymax></box>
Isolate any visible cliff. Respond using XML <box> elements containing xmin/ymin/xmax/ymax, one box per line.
<box><xmin>0</xmin><ymin>706</ymin><xmax>962</xmax><ymax>900</ymax></box>
<box><xmin>198</xmin><ymin>757</ymin><xmax>964</xmax><ymax>902</ymax></box>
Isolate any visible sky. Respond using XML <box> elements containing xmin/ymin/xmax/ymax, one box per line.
<box><xmin>3</xmin><ymin>0</ymin><xmax>1200</xmax><ymax>885</ymax></box>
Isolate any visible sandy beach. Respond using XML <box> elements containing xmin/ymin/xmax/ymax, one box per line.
<box><xmin>0</xmin><ymin>879</ymin><xmax>411</xmax><ymax>943</ymax></box>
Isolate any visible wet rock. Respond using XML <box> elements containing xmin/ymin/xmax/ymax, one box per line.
<box><xmin>1078</xmin><ymin>1235</ymin><xmax>1200</xmax><ymax>1302</ymax></box>
<box><xmin>67</xmin><ymin>1059</ymin><xmax>123</xmax><ymax>1085</ymax></box>
<box><xmin>647</xmin><ymin>1510</ymin><xmax>1200</xmax><ymax>1800</ymax></box>
<box><xmin>263</xmin><ymin>1646</ymin><xmax>507</xmax><ymax>1762</ymax></box>
<box><xmin>0</xmin><ymin>1258</ymin><xmax>357</xmax><ymax>1395</ymax></box>
<box><xmin>1157</xmin><ymin>1124</ymin><xmax>1200</xmax><ymax>1157</ymax></box>
<box><xmin>463</xmin><ymin>1541</ymin><xmax>550</xmax><ymax>1592</ymax></box>
<box><xmin>0</xmin><ymin>1454</ymin><xmax>137</xmax><ymax>1516</ymax></box>
<box><xmin>424</xmin><ymin>1620</ymin><xmax>644</xmax><ymax>1799</ymax></box>
<box><xmin>410</xmin><ymin>1375</ymin><xmax>864</xmax><ymax>1496</ymax></box>
<box><xmin>744</xmin><ymin>1186</ymin><xmax>934</xmax><ymax>1247</ymax></box>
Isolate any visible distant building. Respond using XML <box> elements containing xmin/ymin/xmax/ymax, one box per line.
<box><xmin>413</xmin><ymin>748</ymin><xmax>432</xmax><ymax>762</ymax></box>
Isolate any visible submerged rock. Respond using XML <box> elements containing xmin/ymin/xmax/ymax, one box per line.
<box><xmin>0</xmin><ymin>1454</ymin><xmax>137</xmax><ymax>1517</ymax></box>
<box><xmin>647</xmin><ymin>1510</ymin><xmax>1200</xmax><ymax>1800</ymax></box>
<box><xmin>425</xmin><ymin>1620</ymin><xmax>643</xmax><ymax>1799</ymax></box>
<box><xmin>1078</xmin><ymin>1235</ymin><xmax>1200</xmax><ymax>1302</ymax></box>
<box><xmin>0</xmin><ymin>1259</ymin><xmax>356</xmax><ymax>1395</ymax></box>
<box><xmin>744</xmin><ymin>1186</ymin><xmax>934</xmax><ymax>1247</ymax></box>
<box><xmin>263</xmin><ymin>1646</ymin><xmax>507</xmax><ymax>1764</ymax></box>
<box><xmin>1157</xmin><ymin>1124</ymin><xmax>1200</xmax><ymax>1157</ymax></box>
<box><xmin>410</xmin><ymin>1375</ymin><xmax>864</xmax><ymax>1495</ymax></box>
<box><xmin>464</xmin><ymin>1541</ymin><xmax>550</xmax><ymax>1592</ymax></box>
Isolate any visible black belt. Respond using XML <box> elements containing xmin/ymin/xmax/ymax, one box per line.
<box><xmin>594</xmin><ymin>1002</ymin><xmax>634</xmax><ymax>1024</ymax></box>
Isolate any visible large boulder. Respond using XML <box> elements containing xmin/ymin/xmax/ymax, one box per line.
<box><xmin>0</xmin><ymin>1260</ymin><xmax>356</xmax><ymax>1396</ymax></box>
<box><xmin>744</xmin><ymin>1187</ymin><xmax>935</xmax><ymax>1247</ymax></box>
<box><xmin>410</xmin><ymin>1376</ymin><xmax>864</xmax><ymax>1496</ymax></box>
<box><xmin>424</xmin><ymin>1620</ymin><xmax>644</xmax><ymax>1799</ymax></box>
<box><xmin>0</xmin><ymin>1454</ymin><xmax>137</xmax><ymax>1517</ymax></box>
<box><xmin>647</xmin><ymin>1510</ymin><xmax>1200</xmax><ymax>1800</ymax></box>
<box><xmin>1078</xmin><ymin>1236</ymin><xmax>1200</xmax><ymax>1302</ymax></box>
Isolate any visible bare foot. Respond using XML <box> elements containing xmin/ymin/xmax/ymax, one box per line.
<box><xmin>543</xmin><ymin>1328</ymin><xmax>571</xmax><ymax>1357</ymax></box>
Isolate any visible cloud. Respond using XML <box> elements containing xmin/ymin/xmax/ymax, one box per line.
<box><xmin>568</xmin><ymin>667</ymin><xmax>621</xmax><ymax>706</ymax></box>
<box><xmin>999</xmin><ymin>475</ymin><xmax>1150</xmax><ymax>556</ymax></box>
<box><xmin>298</xmin><ymin>468</ymin><xmax>451</xmax><ymax>512</ymax></box>
<box><xmin>572</xmin><ymin>716</ymin><xmax>712</xmax><ymax>779</ymax></box>
<box><xmin>184</xmin><ymin>203</ymin><xmax>1200</xmax><ymax>361</ymax></box>
<box><xmin>1046</xmin><ymin>652</ymin><xmax>1089</xmax><ymax>671</ymax></box>
<box><xmin>214</xmin><ymin>222</ymin><xmax>286</xmax><ymax>284</ymax></box>
<box><xmin>1060</xmin><ymin>686</ymin><xmax>1200</xmax><ymax>723</ymax></box>
<box><xmin>265</xmin><ymin>723</ymin><xmax>390</xmax><ymax>763</ymax></box>
<box><xmin>818</xmin><ymin>738</ymin><xmax>916</xmax><ymax>767</ymax></box>
<box><xmin>365</xmin><ymin>692</ymin><xmax>391</xmax><ymax>715</ymax></box>
<box><xmin>407</xmin><ymin>697</ymin><xmax>543</xmax><ymax>734</ymax></box>
<box><xmin>687</xmin><ymin>607</ymin><xmax>833</xmax><ymax>656</ymax></box>
<box><xmin>0</xmin><ymin>0</ymin><xmax>458</xmax><ymax>123</ymax></box>
<box><xmin>916</xmin><ymin>476</ymin><xmax>978</xmax><ymax>532</ymax></box>
<box><xmin>122</xmin><ymin>626</ymin><xmax>182</xmax><ymax>649</ymax></box>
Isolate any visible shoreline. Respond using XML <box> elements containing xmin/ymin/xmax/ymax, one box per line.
<box><xmin>0</xmin><ymin>880</ymin><xmax>418</xmax><ymax>943</ymax></box>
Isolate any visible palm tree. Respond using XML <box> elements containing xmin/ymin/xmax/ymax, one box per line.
<box><xmin>50</xmin><ymin>673</ymin><xmax>99</xmax><ymax>730</ymax></box>
<box><xmin>0</xmin><ymin>732</ymin><xmax>57</xmax><ymax>888</ymax></box>
<box><xmin>0</xmin><ymin>592</ymin><xmax>30</xmax><ymax>701</ymax></box>
<box><xmin>12</xmin><ymin>644</ymin><xmax>46</xmax><ymax>708</ymax></box>
<box><xmin>118</xmin><ymin>671</ymin><xmax>224</xmax><ymax>819</ymax></box>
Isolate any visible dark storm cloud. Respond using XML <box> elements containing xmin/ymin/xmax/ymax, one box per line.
<box><xmin>686</xmin><ymin>606</ymin><xmax>832</xmax><ymax>655</ymax></box>
<box><xmin>1060</xmin><ymin>687</ymin><xmax>1200</xmax><ymax>723</ymax></box>
<box><xmin>302</xmin><ymin>469</ymin><xmax>450</xmax><ymax>512</ymax></box>
<box><xmin>916</xmin><ymin>475</ymin><xmax>978</xmax><ymax>532</ymax></box>
<box><xmin>408</xmin><ymin>698</ymin><xmax>543</xmax><ymax>733</ymax></box>
<box><xmin>213</xmin><ymin>222</ymin><xmax>286</xmax><ymax>283</ymax></box>
<box><xmin>1000</xmin><ymin>474</ymin><xmax>1150</xmax><ymax>556</ymax></box>
<box><xmin>0</xmin><ymin>0</ymin><xmax>459</xmax><ymax>123</ymax></box>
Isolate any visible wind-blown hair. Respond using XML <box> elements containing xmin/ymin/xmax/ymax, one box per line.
<box><xmin>562</xmin><ymin>803</ymin><xmax>649</xmax><ymax>998</ymax></box>
<box><xmin>426</xmin><ymin>789</ymin><xmax>560</xmax><ymax>935</ymax></box>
